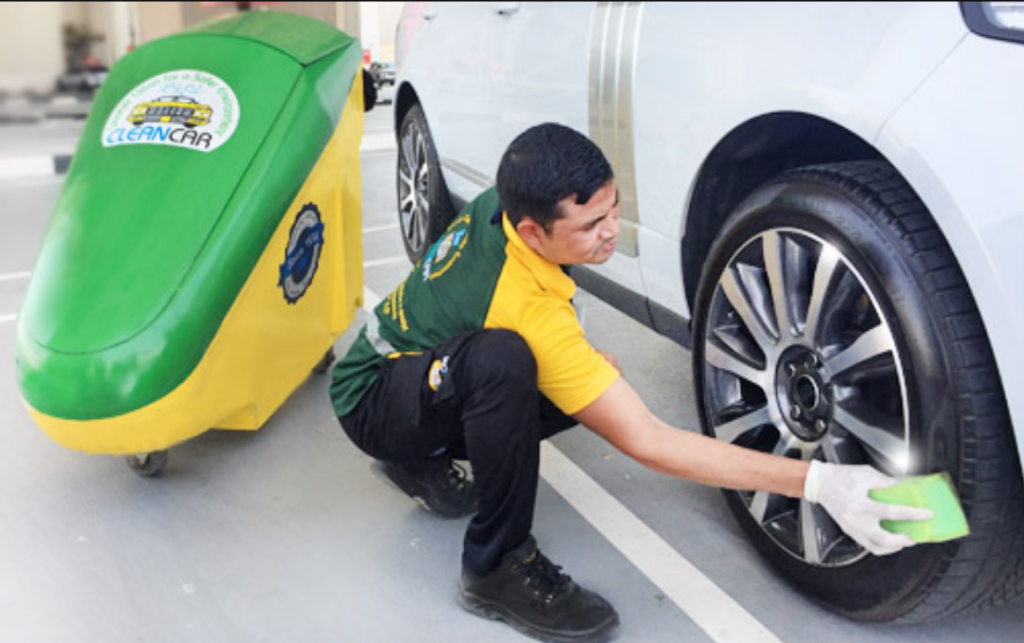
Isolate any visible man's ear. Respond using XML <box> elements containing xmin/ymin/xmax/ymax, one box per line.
<box><xmin>515</xmin><ymin>217</ymin><xmax>548</xmax><ymax>253</ymax></box>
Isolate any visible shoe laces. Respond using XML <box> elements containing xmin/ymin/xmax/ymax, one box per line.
<box><xmin>520</xmin><ymin>550</ymin><xmax>573</xmax><ymax>604</ymax></box>
<box><xmin>444</xmin><ymin>460</ymin><xmax>471</xmax><ymax>493</ymax></box>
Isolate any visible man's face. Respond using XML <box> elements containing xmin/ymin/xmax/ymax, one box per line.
<box><xmin>530</xmin><ymin>180</ymin><xmax>621</xmax><ymax>265</ymax></box>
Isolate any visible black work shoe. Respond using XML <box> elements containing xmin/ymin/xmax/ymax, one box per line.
<box><xmin>458</xmin><ymin>536</ymin><xmax>619</xmax><ymax>643</ymax></box>
<box><xmin>372</xmin><ymin>457</ymin><xmax>477</xmax><ymax>518</ymax></box>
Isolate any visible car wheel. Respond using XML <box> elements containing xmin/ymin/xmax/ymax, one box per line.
<box><xmin>396</xmin><ymin>104</ymin><xmax>455</xmax><ymax>262</ymax></box>
<box><xmin>692</xmin><ymin>161</ymin><xmax>1024</xmax><ymax>621</ymax></box>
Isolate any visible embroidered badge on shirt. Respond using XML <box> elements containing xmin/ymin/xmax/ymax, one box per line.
<box><xmin>428</xmin><ymin>356</ymin><xmax>450</xmax><ymax>391</ymax></box>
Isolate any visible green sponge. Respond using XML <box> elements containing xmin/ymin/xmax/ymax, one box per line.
<box><xmin>868</xmin><ymin>472</ymin><xmax>970</xmax><ymax>544</ymax></box>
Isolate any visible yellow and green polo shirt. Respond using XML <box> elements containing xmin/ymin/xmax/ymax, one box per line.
<box><xmin>330</xmin><ymin>187</ymin><xmax>619</xmax><ymax>417</ymax></box>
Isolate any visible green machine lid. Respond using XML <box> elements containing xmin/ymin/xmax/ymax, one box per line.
<box><xmin>17</xmin><ymin>12</ymin><xmax>361</xmax><ymax>420</ymax></box>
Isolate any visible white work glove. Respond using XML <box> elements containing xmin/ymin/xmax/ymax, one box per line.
<box><xmin>804</xmin><ymin>460</ymin><xmax>933</xmax><ymax>556</ymax></box>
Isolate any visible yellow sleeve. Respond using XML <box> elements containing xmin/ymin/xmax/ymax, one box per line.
<box><xmin>522</xmin><ymin>297</ymin><xmax>620</xmax><ymax>414</ymax></box>
<box><xmin>486</xmin><ymin>284</ymin><xmax>619</xmax><ymax>415</ymax></box>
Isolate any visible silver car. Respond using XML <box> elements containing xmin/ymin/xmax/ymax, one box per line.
<box><xmin>392</xmin><ymin>1</ymin><xmax>1024</xmax><ymax>622</ymax></box>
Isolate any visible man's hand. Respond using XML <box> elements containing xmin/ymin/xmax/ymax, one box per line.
<box><xmin>804</xmin><ymin>460</ymin><xmax>933</xmax><ymax>556</ymax></box>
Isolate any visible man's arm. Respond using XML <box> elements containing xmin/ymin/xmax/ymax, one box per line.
<box><xmin>573</xmin><ymin>375</ymin><xmax>933</xmax><ymax>556</ymax></box>
<box><xmin>573</xmin><ymin>377</ymin><xmax>808</xmax><ymax>497</ymax></box>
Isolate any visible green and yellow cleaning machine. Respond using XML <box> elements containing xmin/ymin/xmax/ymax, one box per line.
<box><xmin>15</xmin><ymin>12</ymin><xmax>365</xmax><ymax>475</ymax></box>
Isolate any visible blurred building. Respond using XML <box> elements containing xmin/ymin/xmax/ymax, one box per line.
<box><xmin>0</xmin><ymin>1</ymin><xmax>403</xmax><ymax>95</ymax></box>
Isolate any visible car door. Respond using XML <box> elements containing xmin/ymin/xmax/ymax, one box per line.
<box><xmin>476</xmin><ymin>2</ymin><xmax>648</xmax><ymax>297</ymax></box>
<box><xmin>399</xmin><ymin>2</ymin><xmax>493</xmax><ymax>202</ymax></box>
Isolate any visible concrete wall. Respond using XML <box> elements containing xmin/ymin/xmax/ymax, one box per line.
<box><xmin>0</xmin><ymin>2</ymin><xmax>397</xmax><ymax>95</ymax></box>
<box><xmin>0</xmin><ymin>2</ymin><xmax>140</xmax><ymax>93</ymax></box>
<box><xmin>61</xmin><ymin>2</ymin><xmax>135</xmax><ymax>68</ymax></box>
<box><xmin>136</xmin><ymin>2</ymin><xmax>182</xmax><ymax>47</ymax></box>
<box><xmin>377</xmin><ymin>1</ymin><xmax>404</xmax><ymax>61</ymax></box>
<box><xmin>0</xmin><ymin>2</ymin><xmax>65</xmax><ymax>93</ymax></box>
<box><xmin>338</xmin><ymin>1</ymin><xmax>361</xmax><ymax>38</ymax></box>
<box><xmin>270</xmin><ymin>2</ymin><xmax>339</xmax><ymax>27</ymax></box>
<box><xmin>361</xmin><ymin>1</ymin><xmax>404</xmax><ymax>63</ymax></box>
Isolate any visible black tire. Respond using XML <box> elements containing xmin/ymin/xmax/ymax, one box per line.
<box><xmin>692</xmin><ymin>161</ymin><xmax>1024</xmax><ymax>622</ymax></box>
<box><xmin>396</xmin><ymin>104</ymin><xmax>455</xmax><ymax>262</ymax></box>
<box><xmin>362</xmin><ymin>68</ymin><xmax>377</xmax><ymax>112</ymax></box>
<box><xmin>126</xmin><ymin>450</ymin><xmax>169</xmax><ymax>477</ymax></box>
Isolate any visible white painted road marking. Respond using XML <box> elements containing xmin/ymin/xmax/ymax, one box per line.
<box><xmin>541</xmin><ymin>444</ymin><xmax>784</xmax><ymax>643</ymax></box>
<box><xmin>1</xmin><ymin>272</ymin><xmax>31</xmax><ymax>322</ymax></box>
<box><xmin>362</xmin><ymin>223</ymin><xmax>400</xmax><ymax>234</ymax></box>
<box><xmin>0</xmin><ymin>157</ymin><xmax>56</xmax><ymax>180</ymax></box>
<box><xmin>363</xmin><ymin>287</ymin><xmax>382</xmax><ymax>310</ymax></box>
<box><xmin>360</xmin><ymin>131</ymin><xmax>397</xmax><ymax>153</ymax></box>
<box><xmin>363</xmin><ymin>256</ymin><xmax>410</xmax><ymax>269</ymax></box>
<box><xmin>359</xmin><ymin>283</ymin><xmax>783</xmax><ymax>643</ymax></box>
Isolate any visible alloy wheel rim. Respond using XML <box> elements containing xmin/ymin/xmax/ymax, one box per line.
<box><xmin>702</xmin><ymin>228</ymin><xmax>910</xmax><ymax>566</ymax></box>
<box><xmin>398</xmin><ymin>121</ymin><xmax>431</xmax><ymax>255</ymax></box>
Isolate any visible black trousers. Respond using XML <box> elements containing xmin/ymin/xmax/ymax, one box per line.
<box><xmin>339</xmin><ymin>329</ymin><xmax>576</xmax><ymax>575</ymax></box>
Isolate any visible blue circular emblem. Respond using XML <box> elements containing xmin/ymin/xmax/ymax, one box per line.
<box><xmin>421</xmin><ymin>214</ymin><xmax>470</xmax><ymax>282</ymax></box>
<box><xmin>278</xmin><ymin>202</ymin><xmax>325</xmax><ymax>304</ymax></box>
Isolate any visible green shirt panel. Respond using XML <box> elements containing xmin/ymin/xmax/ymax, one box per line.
<box><xmin>331</xmin><ymin>188</ymin><xmax>507</xmax><ymax>416</ymax></box>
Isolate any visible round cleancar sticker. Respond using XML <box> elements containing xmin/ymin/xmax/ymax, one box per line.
<box><xmin>101</xmin><ymin>69</ymin><xmax>240</xmax><ymax>153</ymax></box>
<box><xmin>278</xmin><ymin>203</ymin><xmax>325</xmax><ymax>305</ymax></box>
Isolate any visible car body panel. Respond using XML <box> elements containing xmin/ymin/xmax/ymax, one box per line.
<box><xmin>633</xmin><ymin>3</ymin><xmax>967</xmax><ymax>317</ymax></box>
<box><xmin>396</xmin><ymin>1</ymin><xmax>1024</xmax><ymax>467</ymax></box>
<box><xmin>879</xmin><ymin>33</ymin><xmax>1024</xmax><ymax>464</ymax></box>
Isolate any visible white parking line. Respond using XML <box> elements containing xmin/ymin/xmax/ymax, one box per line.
<box><xmin>363</xmin><ymin>223</ymin><xmax>400</xmax><ymax>234</ymax></box>
<box><xmin>363</xmin><ymin>287</ymin><xmax>382</xmax><ymax>309</ymax></box>
<box><xmin>0</xmin><ymin>271</ymin><xmax>31</xmax><ymax>281</ymax></box>
<box><xmin>360</xmin><ymin>131</ymin><xmax>397</xmax><ymax>153</ymax></box>
<box><xmin>359</xmin><ymin>285</ymin><xmax>783</xmax><ymax>643</ymax></box>
<box><xmin>541</xmin><ymin>445</ymin><xmax>784</xmax><ymax>643</ymax></box>
<box><xmin>0</xmin><ymin>157</ymin><xmax>56</xmax><ymax>180</ymax></box>
<box><xmin>364</xmin><ymin>256</ymin><xmax>409</xmax><ymax>269</ymax></box>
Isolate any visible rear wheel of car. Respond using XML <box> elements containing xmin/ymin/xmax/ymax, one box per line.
<box><xmin>692</xmin><ymin>161</ymin><xmax>1024</xmax><ymax>622</ymax></box>
<box><xmin>396</xmin><ymin>104</ymin><xmax>455</xmax><ymax>262</ymax></box>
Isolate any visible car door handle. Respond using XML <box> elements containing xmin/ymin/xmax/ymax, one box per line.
<box><xmin>491</xmin><ymin>3</ymin><xmax>521</xmax><ymax>16</ymax></box>
<box><xmin>423</xmin><ymin>7</ymin><xmax>438</xmax><ymax>21</ymax></box>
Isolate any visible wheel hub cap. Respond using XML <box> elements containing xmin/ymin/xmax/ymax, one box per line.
<box><xmin>777</xmin><ymin>348</ymin><xmax>832</xmax><ymax>441</ymax></box>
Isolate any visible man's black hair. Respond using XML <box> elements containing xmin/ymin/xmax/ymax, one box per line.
<box><xmin>496</xmin><ymin>123</ymin><xmax>613</xmax><ymax>232</ymax></box>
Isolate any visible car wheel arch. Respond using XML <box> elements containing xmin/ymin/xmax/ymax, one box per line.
<box><xmin>679</xmin><ymin>114</ymin><xmax>1024</xmax><ymax>472</ymax></box>
<box><xmin>393</xmin><ymin>81</ymin><xmax>421</xmax><ymax>141</ymax></box>
<box><xmin>681</xmin><ymin>113</ymin><xmax>883</xmax><ymax>313</ymax></box>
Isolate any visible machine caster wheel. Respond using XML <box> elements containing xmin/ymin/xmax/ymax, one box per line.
<box><xmin>313</xmin><ymin>346</ymin><xmax>335</xmax><ymax>374</ymax></box>
<box><xmin>126</xmin><ymin>450</ymin><xmax>169</xmax><ymax>477</ymax></box>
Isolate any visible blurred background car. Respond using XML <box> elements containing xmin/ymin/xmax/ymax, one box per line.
<box><xmin>56</xmin><ymin>54</ymin><xmax>108</xmax><ymax>94</ymax></box>
<box><xmin>368</xmin><ymin>60</ymin><xmax>395</xmax><ymax>89</ymax></box>
<box><xmin>367</xmin><ymin>60</ymin><xmax>395</xmax><ymax>104</ymax></box>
